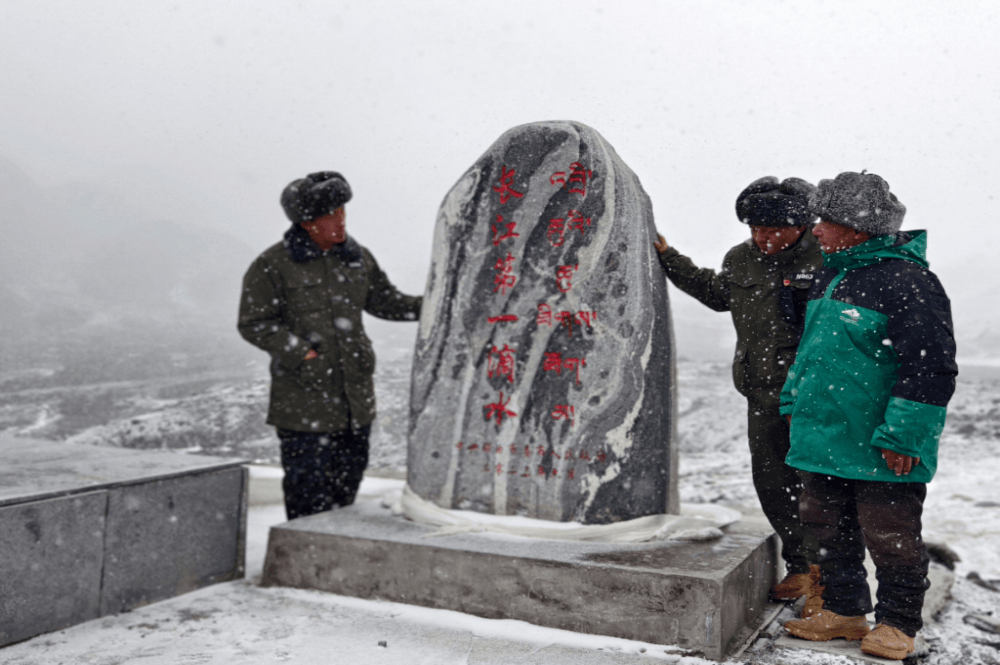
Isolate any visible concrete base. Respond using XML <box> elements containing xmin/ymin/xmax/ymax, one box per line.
<box><xmin>0</xmin><ymin>435</ymin><xmax>247</xmax><ymax>647</ymax></box>
<box><xmin>262</xmin><ymin>500</ymin><xmax>777</xmax><ymax>661</ymax></box>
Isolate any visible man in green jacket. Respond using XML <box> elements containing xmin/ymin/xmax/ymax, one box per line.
<box><xmin>781</xmin><ymin>172</ymin><xmax>957</xmax><ymax>660</ymax></box>
<box><xmin>239</xmin><ymin>171</ymin><xmax>422</xmax><ymax>519</ymax></box>
<box><xmin>655</xmin><ymin>176</ymin><xmax>823</xmax><ymax>602</ymax></box>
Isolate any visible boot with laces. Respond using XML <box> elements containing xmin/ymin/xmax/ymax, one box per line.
<box><xmin>800</xmin><ymin>581</ymin><xmax>825</xmax><ymax>618</ymax></box>
<box><xmin>771</xmin><ymin>564</ymin><xmax>821</xmax><ymax>601</ymax></box>
<box><xmin>784</xmin><ymin>609</ymin><xmax>871</xmax><ymax>642</ymax></box>
<box><xmin>860</xmin><ymin>623</ymin><xmax>915</xmax><ymax>660</ymax></box>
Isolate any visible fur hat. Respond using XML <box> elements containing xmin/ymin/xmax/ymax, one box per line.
<box><xmin>808</xmin><ymin>171</ymin><xmax>905</xmax><ymax>236</ymax></box>
<box><xmin>735</xmin><ymin>176</ymin><xmax>817</xmax><ymax>227</ymax></box>
<box><xmin>280</xmin><ymin>171</ymin><xmax>352</xmax><ymax>225</ymax></box>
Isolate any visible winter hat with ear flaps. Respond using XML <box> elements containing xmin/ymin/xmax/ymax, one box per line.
<box><xmin>808</xmin><ymin>171</ymin><xmax>906</xmax><ymax>236</ymax></box>
<box><xmin>280</xmin><ymin>171</ymin><xmax>352</xmax><ymax>225</ymax></box>
<box><xmin>735</xmin><ymin>176</ymin><xmax>817</xmax><ymax>227</ymax></box>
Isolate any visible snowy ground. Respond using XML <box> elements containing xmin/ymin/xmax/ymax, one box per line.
<box><xmin>1</xmin><ymin>360</ymin><xmax>998</xmax><ymax>664</ymax></box>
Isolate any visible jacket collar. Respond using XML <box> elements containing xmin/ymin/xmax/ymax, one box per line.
<box><xmin>823</xmin><ymin>230</ymin><xmax>928</xmax><ymax>271</ymax></box>
<box><xmin>283</xmin><ymin>224</ymin><xmax>364</xmax><ymax>264</ymax></box>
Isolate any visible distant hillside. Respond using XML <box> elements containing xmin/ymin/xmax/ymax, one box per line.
<box><xmin>0</xmin><ymin>154</ymin><xmax>261</xmax><ymax>381</ymax></box>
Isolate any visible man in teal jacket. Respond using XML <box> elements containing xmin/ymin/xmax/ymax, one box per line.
<box><xmin>781</xmin><ymin>172</ymin><xmax>957</xmax><ymax>661</ymax></box>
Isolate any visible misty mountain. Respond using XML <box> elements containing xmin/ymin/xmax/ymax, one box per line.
<box><xmin>0</xmin><ymin>154</ymin><xmax>261</xmax><ymax>382</ymax></box>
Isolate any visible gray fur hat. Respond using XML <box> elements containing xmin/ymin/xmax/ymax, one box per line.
<box><xmin>735</xmin><ymin>176</ymin><xmax>817</xmax><ymax>227</ymax></box>
<box><xmin>808</xmin><ymin>171</ymin><xmax>905</xmax><ymax>236</ymax></box>
<box><xmin>280</xmin><ymin>171</ymin><xmax>352</xmax><ymax>225</ymax></box>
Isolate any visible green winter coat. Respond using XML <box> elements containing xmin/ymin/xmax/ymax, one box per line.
<box><xmin>779</xmin><ymin>231</ymin><xmax>957</xmax><ymax>483</ymax></box>
<box><xmin>238</xmin><ymin>234</ymin><xmax>422</xmax><ymax>433</ymax></box>
<box><xmin>658</xmin><ymin>229</ymin><xmax>824</xmax><ymax>395</ymax></box>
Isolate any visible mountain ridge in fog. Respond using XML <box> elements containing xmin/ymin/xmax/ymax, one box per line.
<box><xmin>2</xmin><ymin>152</ymin><xmax>995</xmax><ymax>387</ymax></box>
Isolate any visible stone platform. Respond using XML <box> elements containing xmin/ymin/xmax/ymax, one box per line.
<box><xmin>0</xmin><ymin>434</ymin><xmax>247</xmax><ymax>647</ymax></box>
<box><xmin>262</xmin><ymin>500</ymin><xmax>777</xmax><ymax>661</ymax></box>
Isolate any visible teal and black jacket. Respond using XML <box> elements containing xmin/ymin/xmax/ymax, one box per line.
<box><xmin>779</xmin><ymin>230</ymin><xmax>957</xmax><ymax>483</ymax></box>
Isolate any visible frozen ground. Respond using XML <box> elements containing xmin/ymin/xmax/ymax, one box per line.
<box><xmin>1</xmin><ymin>360</ymin><xmax>998</xmax><ymax>664</ymax></box>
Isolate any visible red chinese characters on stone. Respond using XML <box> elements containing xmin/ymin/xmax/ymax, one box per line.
<box><xmin>484</xmin><ymin>390</ymin><xmax>517</xmax><ymax>426</ymax></box>
<box><xmin>491</xmin><ymin>214</ymin><xmax>520</xmax><ymax>246</ymax></box>
<box><xmin>555</xmin><ymin>310</ymin><xmax>597</xmax><ymax>338</ymax></box>
<box><xmin>546</xmin><ymin>218</ymin><xmax>566</xmax><ymax>246</ymax></box>
<box><xmin>536</xmin><ymin>303</ymin><xmax>552</xmax><ymax>327</ymax></box>
<box><xmin>546</xmin><ymin>210</ymin><xmax>592</xmax><ymax>247</ymax></box>
<box><xmin>487</xmin><ymin>344</ymin><xmax>516</xmax><ymax>383</ymax></box>
<box><xmin>542</xmin><ymin>353</ymin><xmax>586</xmax><ymax>385</ymax></box>
<box><xmin>556</xmin><ymin>264</ymin><xmax>578</xmax><ymax>293</ymax></box>
<box><xmin>552</xmin><ymin>404</ymin><xmax>575</xmax><ymax>426</ymax></box>
<box><xmin>567</xmin><ymin>162</ymin><xmax>593</xmax><ymax>195</ymax></box>
<box><xmin>487</xmin><ymin>314</ymin><xmax>518</xmax><ymax>324</ymax></box>
<box><xmin>565</xmin><ymin>209</ymin><xmax>591</xmax><ymax>234</ymax></box>
<box><xmin>493</xmin><ymin>253</ymin><xmax>517</xmax><ymax>295</ymax></box>
<box><xmin>493</xmin><ymin>166</ymin><xmax>524</xmax><ymax>205</ymax></box>
<box><xmin>550</xmin><ymin>163</ymin><xmax>593</xmax><ymax>196</ymax></box>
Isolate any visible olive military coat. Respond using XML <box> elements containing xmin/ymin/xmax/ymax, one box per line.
<box><xmin>657</xmin><ymin>230</ymin><xmax>824</xmax><ymax>396</ymax></box>
<box><xmin>238</xmin><ymin>233</ymin><xmax>421</xmax><ymax>433</ymax></box>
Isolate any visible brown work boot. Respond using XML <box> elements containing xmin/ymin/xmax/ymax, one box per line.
<box><xmin>861</xmin><ymin>624</ymin><xmax>915</xmax><ymax>660</ymax></box>
<box><xmin>771</xmin><ymin>564</ymin><xmax>820</xmax><ymax>601</ymax></box>
<box><xmin>785</xmin><ymin>609</ymin><xmax>871</xmax><ymax>641</ymax></box>
<box><xmin>800</xmin><ymin>581</ymin><xmax>825</xmax><ymax>618</ymax></box>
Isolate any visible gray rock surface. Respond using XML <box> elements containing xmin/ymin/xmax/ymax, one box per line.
<box><xmin>408</xmin><ymin>121</ymin><xmax>677</xmax><ymax>523</ymax></box>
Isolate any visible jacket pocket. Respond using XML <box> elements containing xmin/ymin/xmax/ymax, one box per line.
<box><xmin>297</xmin><ymin>355</ymin><xmax>334</xmax><ymax>390</ymax></box>
<box><xmin>286</xmin><ymin>272</ymin><xmax>327</xmax><ymax>313</ymax></box>
<box><xmin>732</xmin><ymin>342</ymin><xmax>749</xmax><ymax>395</ymax></box>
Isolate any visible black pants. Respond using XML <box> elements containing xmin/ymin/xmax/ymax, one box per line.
<box><xmin>747</xmin><ymin>389</ymin><xmax>818</xmax><ymax>574</ymax></box>
<box><xmin>276</xmin><ymin>425</ymin><xmax>371</xmax><ymax>520</ymax></box>
<box><xmin>799</xmin><ymin>472</ymin><xmax>929</xmax><ymax>637</ymax></box>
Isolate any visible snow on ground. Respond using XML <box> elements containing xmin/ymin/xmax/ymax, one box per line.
<box><xmin>2</xmin><ymin>360</ymin><xmax>999</xmax><ymax>664</ymax></box>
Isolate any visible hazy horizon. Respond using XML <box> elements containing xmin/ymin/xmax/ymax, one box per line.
<box><xmin>2</xmin><ymin>0</ymin><xmax>998</xmax><ymax>366</ymax></box>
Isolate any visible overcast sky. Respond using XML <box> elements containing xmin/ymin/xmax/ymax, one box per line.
<box><xmin>2</xmin><ymin>0</ymin><xmax>997</xmax><ymax>324</ymax></box>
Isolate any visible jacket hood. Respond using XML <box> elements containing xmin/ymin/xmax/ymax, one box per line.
<box><xmin>823</xmin><ymin>230</ymin><xmax>929</xmax><ymax>271</ymax></box>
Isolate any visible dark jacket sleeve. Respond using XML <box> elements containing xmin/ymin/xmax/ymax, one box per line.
<box><xmin>237</xmin><ymin>255</ymin><xmax>308</xmax><ymax>372</ymax></box>
<box><xmin>656</xmin><ymin>246</ymin><xmax>732</xmax><ymax>312</ymax></box>
<box><xmin>871</xmin><ymin>264</ymin><xmax>957</xmax><ymax>457</ymax></box>
<box><xmin>363</xmin><ymin>250</ymin><xmax>423</xmax><ymax>321</ymax></box>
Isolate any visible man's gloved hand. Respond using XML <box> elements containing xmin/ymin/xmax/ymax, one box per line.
<box><xmin>881</xmin><ymin>448</ymin><xmax>920</xmax><ymax>476</ymax></box>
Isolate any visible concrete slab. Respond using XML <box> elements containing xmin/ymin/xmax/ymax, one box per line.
<box><xmin>0</xmin><ymin>435</ymin><xmax>248</xmax><ymax>647</ymax></box>
<box><xmin>0</xmin><ymin>491</ymin><xmax>107</xmax><ymax>645</ymax></box>
<box><xmin>262</xmin><ymin>500</ymin><xmax>777</xmax><ymax>661</ymax></box>
<box><xmin>0</xmin><ymin>433</ymin><xmax>246</xmax><ymax>506</ymax></box>
<box><xmin>101</xmin><ymin>467</ymin><xmax>247</xmax><ymax>615</ymax></box>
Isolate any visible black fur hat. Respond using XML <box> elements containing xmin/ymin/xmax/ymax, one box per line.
<box><xmin>735</xmin><ymin>176</ymin><xmax>817</xmax><ymax>227</ymax></box>
<box><xmin>280</xmin><ymin>171</ymin><xmax>352</xmax><ymax>225</ymax></box>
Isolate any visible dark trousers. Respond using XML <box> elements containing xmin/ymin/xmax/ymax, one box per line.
<box><xmin>747</xmin><ymin>389</ymin><xmax>818</xmax><ymax>574</ymax></box>
<box><xmin>799</xmin><ymin>471</ymin><xmax>929</xmax><ymax>637</ymax></box>
<box><xmin>276</xmin><ymin>425</ymin><xmax>371</xmax><ymax>520</ymax></box>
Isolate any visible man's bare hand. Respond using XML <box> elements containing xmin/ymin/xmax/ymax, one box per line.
<box><xmin>654</xmin><ymin>234</ymin><xmax>670</xmax><ymax>254</ymax></box>
<box><xmin>304</xmin><ymin>349</ymin><xmax>319</xmax><ymax>361</ymax></box>
<box><xmin>784</xmin><ymin>414</ymin><xmax>791</xmax><ymax>425</ymax></box>
<box><xmin>881</xmin><ymin>448</ymin><xmax>920</xmax><ymax>476</ymax></box>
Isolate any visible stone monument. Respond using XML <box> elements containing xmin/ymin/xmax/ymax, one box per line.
<box><xmin>408</xmin><ymin>120</ymin><xmax>677</xmax><ymax>523</ymax></box>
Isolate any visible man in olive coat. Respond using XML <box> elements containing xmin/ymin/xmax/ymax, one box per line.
<box><xmin>654</xmin><ymin>176</ymin><xmax>823</xmax><ymax>602</ymax></box>
<box><xmin>239</xmin><ymin>171</ymin><xmax>422</xmax><ymax>519</ymax></box>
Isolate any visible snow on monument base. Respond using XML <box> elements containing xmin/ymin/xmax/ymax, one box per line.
<box><xmin>261</xmin><ymin>500</ymin><xmax>777</xmax><ymax>661</ymax></box>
